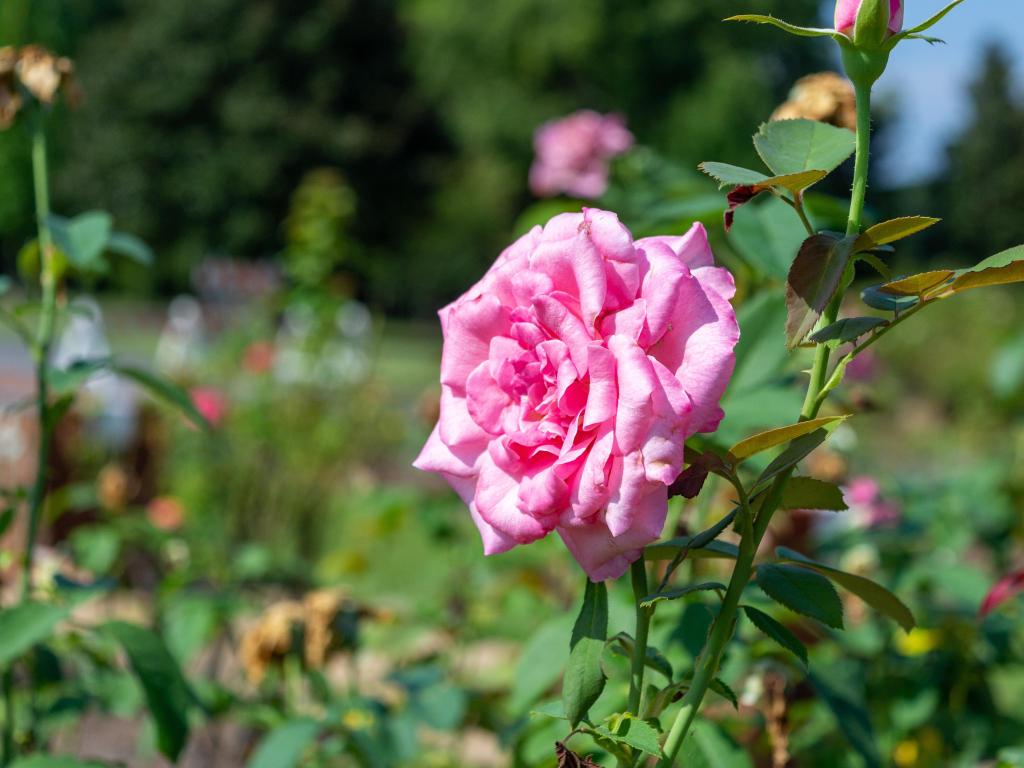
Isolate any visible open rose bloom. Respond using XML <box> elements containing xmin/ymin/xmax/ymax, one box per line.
<box><xmin>415</xmin><ymin>209</ymin><xmax>739</xmax><ymax>580</ymax></box>
<box><xmin>529</xmin><ymin>111</ymin><xmax>634</xmax><ymax>199</ymax></box>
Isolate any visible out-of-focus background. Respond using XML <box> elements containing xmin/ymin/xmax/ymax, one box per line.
<box><xmin>1</xmin><ymin>0</ymin><xmax>1024</xmax><ymax>766</ymax></box>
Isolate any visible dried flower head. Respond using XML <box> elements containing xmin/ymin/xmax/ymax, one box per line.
<box><xmin>15</xmin><ymin>45</ymin><xmax>74</xmax><ymax>105</ymax></box>
<box><xmin>0</xmin><ymin>47</ymin><xmax>21</xmax><ymax>129</ymax></box>
<box><xmin>239</xmin><ymin>588</ymin><xmax>385</xmax><ymax>684</ymax></box>
<box><xmin>771</xmin><ymin>72</ymin><xmax>857</xmax><ymax>131</ymax></box>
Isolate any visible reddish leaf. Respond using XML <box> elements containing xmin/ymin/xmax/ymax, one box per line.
<box><xmin>555</xmin><ymin>742</ymin><xmax>601</xmax><ymax>768</ymax></box>
<box><xmin>980</xmin><ymin>569</ymin><xmax>1024</xmax><ymax>617</ymax></box>
<box><xmin>785</xmin><ymin>233</ymin><xmax>858</xmax><ymax>348</ymax></box>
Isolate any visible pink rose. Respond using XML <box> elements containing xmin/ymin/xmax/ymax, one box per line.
<box><xmin>834</xmin><ymin>0</ymin><xmax>903</xmax><ymax>38</ymax></box>
<box><xmin>414</xmin><ymin>209</ymin><xmax>739</xmax><ymax>580</ymax></box>
<box><xmin>191</xmin><ymin>387</ymin><xmax>228</xmax><ymax>427</ymax></box>
<box><xmin>529</xmin><ymin>111</ymin><xmax>634</xmax><ymax>200</ymax></box>
<box><xmin>844</xmin><ymin>476</ymin><xmax>900</xmax><ymax>528</ymax></box>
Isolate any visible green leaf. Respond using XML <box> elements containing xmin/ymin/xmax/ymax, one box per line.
<box><xmin>593</xmin><ymin>714</ymin><xmax>662</xmax><ymax>757</ymax></box>
<box><xmin>570</xmin><ymin>578</ymin><xmax>608</xmax><ymax>649</ymax></box>
<box><xmin>757</xmin><ymin>564</ymin><xmax>844</xmax><ymax>629</ymax></box>
<box><xmin>855</xmin><ymin>216</ymin><xmax>940</xmax><ymax>249</ymax></box>
<box><xmin>861</xmin><ymin>285</ymin><xmax>919</xmax><ymax>312</ymax></box>
<box><xmin>786</xmin><ymin>233</ymin><xmax>859</xmax><ymax>347</ymax></box>
<box><xmin>50</xmin><ymin>358</ymin><xmax>209</xmax><ymax>430</ymax></box>
<box><xmin>781</xmin><ymin>477</ymin><xmax>848</xmax><ymax>512</ymax></box>
<box><xmin>742</xmin><ymin>605</ymin><xmax>808</xmax><ymax>667</ymax></box>
<box><xmin>699</xmin><ymin>162</ymin><xmax>768</xmax><ymax>188</ymax></box>
<box><xmin>809</xmin><ymin>316</ymin><xmax>888</xmax><ymax>346</ymax></box>
<box><xmin>0</xmin><ymin>602</ymin><xmax>69</xmax><ymax>666</ymax></box>
<box><xmin>112</xmin><ymin>362</ymin><xmax>210</xmax><ymax>430</ymax></box>
<box><xmin>756</xmin><ymin>429</ymin><xmax>834</xmax><ymax>487</ymax></box>
<box><xmin>608</xmin><ymin>634</ymin><xmax>673</xmax><ymax>679</ymax></box>
<box><xmin>728</xmin><ymin>197</ymin><xmax>809</xmax><ymax>280</ymax></box>
<box><xmin>680</xmin><ymin>722</ymin><xmax>754</xmax><ymax>768</ymax></box>
<box><xmin>104</xmin><ymin>621</ymin><xmax>192</xmax><ymax>761</ymax></box>
<box><xmin>9</xmin><ymin>757</ymin><xmax>109</xmax><ymax>768</ymax></box>
<box><xmin>563</xmin><ymin>579</ymin><xmax>608</xmax><ymax>727</ymax></box>
<box><xmin>899</xmin><ymin>0</ymin><xmax>967</xmax><ymax>37</ymax></box>
<box><xmin>808</xmin><ymin>672</ymin><xmax>881</xmax><ymax>768</ymax></box>
<box><xmin>47</xmin><ymin>212</ymin><xmax>113</xmax><ymax>271</ymax></box>
<box><xmin>247</xmin><ymin>718</ymin><xmax>320</xmax><ymax>768</ymax></box>
<box><xmin>730</xmin><ymin>415</ymin><xmax>847</xmax><ymax>462</ymax></box>
<box><xmin>640</xmin><ymin>582</ymin><xmax>726</xmax><ymax>610</ymax></box>
<box><xmin>879</xmin><ymin>270</ymin><xmax>955</xmax><ymax>297</ymax></box>
<box><xmin>0</xmin><ymin>507</ymin><xmax>14</xmax><ymax>538</ymax></box>
<box><xmin>708</xmin><ymin>677</ymin><xmax>739</xmax><ymax>710</ymax></box>
<box><xmin>106</xmin><ymin>231</ymin><xmax>154</xmax><ymax>266</ymax></box>
<box><xmin>946</xmin><ymin>245</ymin><xmax>1024</xmax><ymax>295</ymax></box>
<box><xmin>753</xmin><ymin>119</ymin><xmax>856</xmax><ymax>176</ymax></box>
<box><xmin>725</xmin><ymin>14</ymin><xmax>839</xmax><ymax>39</ymax></box>
<box><xmin>645</xmin><ymin>538</ymin><xmax>739</xmax><ymax>563</ymax></box>
<box><xmin>776</xmin><ymin>547</ymin><xmax>915</xmax><ymax>631</ymax></box>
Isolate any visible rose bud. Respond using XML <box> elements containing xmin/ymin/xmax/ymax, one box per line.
<box><xmin>835</xmin><ymin>0</ymin><xmax>904</xmax><ymax>45</ymax></box>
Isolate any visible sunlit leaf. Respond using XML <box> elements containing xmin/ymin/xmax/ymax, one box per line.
<box><xmin>899</xmin><ymin>0</ymin><xmax>967</xmax><ymax>37</ymax></box>
<box><xmin>781</xmin><ymin>477</ymin><xmax>848</xmax><ymax>511</ymax></box>
<box><xmin>725</xmin><ymin>14</ymin><xmax>839</xmax><ymax>39</ymax></box>
<box><xmin>753</xmin><ymin>119</ymin><xmax>856</xmax><ymax>176</ymax></box>
<box><xmin>946</xmin><ymin>245</ymin><xmax>1024</xmax><ymax>295</ymax></box>
<box><xmin>592</xmin><ymin>714</ymin><xmax>663</xmax><ymax>757</ymax></box>
<box><xmin>879</xmin><ymin>270</ymin><xmax>955</xmax><ymax>297</ymax></box>
<box><xmin>698</xmin><ymin>162</ymin><xmax>768</xmax><ymax>188</ymax></box>
<box><xmin>855</xmin><ymin>216</ymin><xmax>940</xmax><ymax>249</ymax></box>
<box><xmin>730</xmin><ymin>415</ymin><xmax>847</xmax><ymax>461</ymax></box>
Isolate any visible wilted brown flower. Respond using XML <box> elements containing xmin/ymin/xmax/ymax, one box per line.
<box><xmin>239</xmin><ymin>588</ymin><xmax>386</xmax><ymax>684</ymax></box>
<box><xmin>239</xmin><ymin>600</ymin><xmax>304</xmax><ymax>684</ymax></box>
<box><xmin>0</xmin><ymin>47</ymin><xmax>21</xmax><ymax>129</ymax></box>
<box><xmin>97</xmin><ymin>463</ymin><xmax>132</xmax><ymax>510</ymax></box>
<box><xmin>772</xmin><ymin>72</ymin><xmax>857</xmax><ymax>131</ymax></box>
<box><xmin>15</xmin><ymin>45</ymin><xmax>74</xmax><ymax>105</ymax></box>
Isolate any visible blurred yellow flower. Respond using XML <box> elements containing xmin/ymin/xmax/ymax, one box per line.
<box><xmin>896</xmin><ymin>628</ymin><xmax>942</xmax><ymax>656</ymax></box>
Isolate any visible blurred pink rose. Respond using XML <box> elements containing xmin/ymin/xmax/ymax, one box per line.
<box><xmin>191</xmin><ymin>387</ymin><xmax>228</xmax><ymax>427</ymax></box>
<box><xmin>415</xmin><ymin>209</ymin><xmax>738</xmax><ymax>580</ymax></box>
<box><xmin>980</xmin><ymin>569</ymin><xmax>1024</xmax><ymax>617</ymax></box>
<box><xmin>147</xmin><ymin>496</ymin><xmax>186</xmax><ymax>532</ymax></box>
<box><xmin>529</xmin><ymin>110</ymin><xmax>634</xmax><ymax>199</ymax></box>
<box><xmin>834</xmin><ymin>0</ymin><xmax>903</xmax><ymax>37</ymax></box>
<box><xmin>844</xmin><ymin>476</ymin><xmax>900</xmax><ymax>527</ymax></box>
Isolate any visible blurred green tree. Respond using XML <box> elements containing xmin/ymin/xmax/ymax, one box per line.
<box><xmin>18</xmin><ymin>0</ymin><xmax>828</xmax><ymax>313</ymax></box>
<box><xmin>942</xmin><ymin>45</ymin><xmax>1024</xmax><ymax>261</ymax></box>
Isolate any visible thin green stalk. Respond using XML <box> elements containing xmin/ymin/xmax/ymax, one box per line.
<box><xmin>800</xmin><ymin>82</ymin><xmax>873</xmax><ymax>423</ymax></box>
<box><xmin>1</xmin><ymin>669</ymin><xmax>13</xmax><ymax>766</ymax></box>
<box><xmin>656</xmin><ymin>79</ymin><xmax>876</xmax><ymax>768</ymax></box>
<box><xmin>22</xmin><ymin>123</ymin><xmax>57</xmax><ymax>601</ymax></box>
<box><xmin>628</xmin><ymin>559</ymin><xmax>651</xmax><ymax>718</ymax></box>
